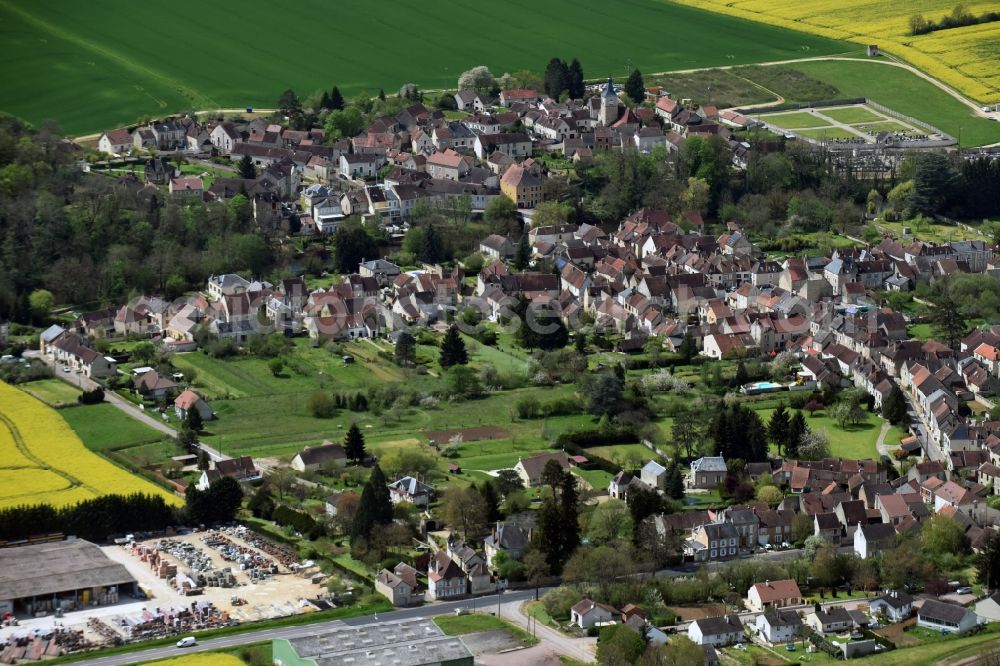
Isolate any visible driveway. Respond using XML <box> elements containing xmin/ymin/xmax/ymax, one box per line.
<box><xmin>498</xmin><ymin>599</ymin><xmax>595</xmax><ymax>663</ymax></box>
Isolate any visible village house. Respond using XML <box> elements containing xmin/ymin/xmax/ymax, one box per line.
<box><xmin>196</xmin><ymin>456</ymin><xmax>259</xmax><ymax>490</ymax></box>
<box><xmin>917</xmin><ymin>599</ymin><xmax>979</xmax><ymax>634</ymax></box>
<box><xmin>514</xmin><ymin>452</ymin><xmax>571</xmax><ymax>488</ymax></box>
<box><xmin>754</xmin><ymin>609</ymin><xmax>802</xmax><ymax>644</ymax></box>
<box><xmin>375</xmin><ymin>563</ymin><xmax>423</xmax><ymax>606</ymax></box>
<box><xmin>479</xmin><ymin>234</ymin><xmax>516</xmax><ymax>261</ymax></box>
<box><xmin>169</xmin><ymin>177</ymin><xmax>203</xmax><ymax>198</ymax></box>
<box><xmin>134</xmin><ymin>369</ymin><xmax>178</xmax><ymax>399</ymax></box>
<box><xmin>687</xmin><ymin>615</ymin><xmax>744</xmax><ymax>647</ymax></box>
<box><xmin>570</xmin><ymin>599</ymin><xmax>616</xmax><ymax>630</ymax></box>
<box><xmin>500</xmin><ymin>164</ymin><xmax>543</xmax><ymax>209</ymax></box>
<box><xmin>387</xmin><ymin>476</ymin><xmax>432</xmax><ymax>507</ymax></box>
<box><xmin>427</xmin><ymin>551</ymin><xmax>467</xmax><ymax>600</ymax></box>
<box><xmin>869</xmin><ymin>590</ymin><xmax>914</xmax><ymax>623</ymax></box>
<box><xmin>98</xmin><ymin>128</ymin><xmax>133</xmax><ymax>156</ymax></box>
<box><xmin>853</xmin><ymin>522</ymin><xmax>896</xmax><ymax>559</ymax></box>
<box><xmin>747</xmin><ymin>579</ymin><xmax>802</xmax><ymax>612</ymax></box>
<box><xmin>290</xmin><ymin>442</ymin><xmax>347</xmax><ymax>473</ymax></box>
<box><xmin>339</xmin><ymin>153</ymin><xmax>381</xmax><ymax>180</ymax></box>
<box><xmin>173</xmin><ymin>390</ymin><xmax>212</xmax><ymax>422</ymax></box>
<box><xmin>804</xmin><ymin>607</ymin><xmax>853</xmax><ymax>634</ymax></box>
<box><xmin>483</xmin><ymin>522</ymin><xmax>530</xmax><ymax>564</ymax></box>
<box><xmin>640</xmin><ymin>460</ymin><xmax>667</xmax><ymax>491</ymax></box>
<box><xmin>690</xmin><ymin>456</ymin><xmax>727</xmax><ymax>489</ymax></box>
<box><xmin>974</xmin><ymin>592</ymin><xmax>1000</xmax><ymax>623</ymax></box>
<box><xmin>687</xmin><ymin>522</ymin><xmax>738</xmax><ymax>562</ymax></box>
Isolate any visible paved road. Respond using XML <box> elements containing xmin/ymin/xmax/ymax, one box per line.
<box><xmin>70</xmin><ymin>590</ymin><xmax>539</xmax><ymax>666</ymax></box>
<box><xmin>499</xmin><ymin>598</ymin><xmax>595</xmax><ymax>663</ymax></box>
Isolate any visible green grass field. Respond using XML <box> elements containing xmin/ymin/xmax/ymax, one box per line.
<box><xmin>433</xmin><ymin>612</ymin><xmax>538</xmax><ymax>645</ymax></box>
<box><xmin>170</xmin><ymin>338</ymin><xmax>594</xmax><ymax>460</ymax></box>
<box><xmin>755</xmin><ymin>406</ymin><xmax>887</xmax><ymax>460</ymax></box>
<box><xmin>60</xmin><ymin>403</ymin><xmax>168</xmax><ymax>451</ymax></box>
<box><xmin>743</xmin><ymin>61</ymin><xmax>1000</xmax><ymax>147</ymax></box>
<box><xmin>761</xmin><ymin>111</ymin><xmax>832</xmax><ymax>129</ymax></box>
<box><xmin>854</xmin><ymin>120</ymin><xmax>913</xmax><ymax>133</ymax></box>
<box><xmin>0</xmin><ymin>0</ymin><xmax>851</xmax><ymax>135</ymax></box>
<box><xmin>19</xmin><ymin>378</ymin><xmax>82</xmax><ymax>407</ymax></box>
<box><xmin>819</xmin><ymin>106</ymin><xmax>883</xmax><ymax>124</ymax></box>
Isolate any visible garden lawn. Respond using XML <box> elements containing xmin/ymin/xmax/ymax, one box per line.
<box><xmin>755</xmin><ymin>406</ymin><xmax>886</xmax><ymax>460</ymax></box>
<box><xmin>0</xmin><ymin>0</ymin><xmax>849</xmax><ymax>135</ymax></box>
<box><xmin>908</xmin><ymin>323</ymin><xmax>934</xmax><ymax>340</ymax></box>
<box><xmin>433</xmin><ymin>613</ymin><xmax>537</xmax><ymax>645</ymax></box>
<box><xmin>572</xmin><ymin>467</ymin><xmax>613</xmax><ymax>490</ymax></box>
<box><xmin>19</xmin><ymin>378</ymin><xmax>82</xmax><ymax>408</ymax></box>
<box><xmin>60</xmin><ymin>403</ymin><xmax>169</xmax><ymax>451</ymax></box>
<box><xmin>854</xmin><ymin>120</ymin><xmax>913</xmax><ymax>133</ymax></box>
<box><xmin>585</xmin><ymin>443</ymin><xmax>658</xmax><ymax>465</ymax></box>
<box><xmin>760</xmin><ymin>110</ymin><xmax>832</xmax><ymax>129</ymax></box>
<box><xmin>819</xmin><ymin>106</ymin><xmax>884</xmax><ymax>124</ymax></box>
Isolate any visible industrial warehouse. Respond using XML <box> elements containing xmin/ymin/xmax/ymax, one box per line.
<box><xmin>0</xmin><ymin>540</ymin><xmax>137</xmax><ymax>617</ymax></box>
<box><xmin>272</xmin><ymin>618</ymin><xmax>474</xmax><ymax>666</ymax></box>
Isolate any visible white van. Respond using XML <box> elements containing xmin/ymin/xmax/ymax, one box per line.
<box><xmin>176</xmin><ymin>636</ymin><xmax>197</xmax><ymax>648</ymax></box>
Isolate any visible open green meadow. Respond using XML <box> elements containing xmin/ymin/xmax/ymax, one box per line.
<box><xmin>0</xmin><ymin>0</ymin><xmax>849</xmax><ymax>135</ymax></box>
<box><xmin>760</xmin><ymin>110</ymin><xmax>833</xmax><ymax>129</ymax></box>
<box><xmin>820</xmin><ymin>105</ymin><xmax>883</xmax><ymax>124</ymax></box>
<box><xmin>19</xmin><ymin>378</ymin><xmax>82</xmax><ymax>408</ymax></box>
<box><xmin>170</xmin><ymin>338</ymin><xmax>596</xmax><ymax>461</ymax></box>
<box><xmin>60</xmin><ymin>402</ymin><xmax>169</xmax><ymax>451</ymax></box>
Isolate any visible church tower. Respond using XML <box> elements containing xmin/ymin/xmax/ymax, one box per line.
<box><xmin>599</xmin><ymin>75</ymin><xmax>620</xmax><ymax>126</ymax></box>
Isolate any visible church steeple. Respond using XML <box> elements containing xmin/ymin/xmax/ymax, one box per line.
<box><xmin>602</xmin><ymin>75</ymin><xmax>616</xmax><ymax>98</ymax></box>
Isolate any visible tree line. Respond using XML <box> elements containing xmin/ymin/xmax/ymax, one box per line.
<box><xmin>0</xmin><ymin>476</ymin><xmax>243</xmax><ymax>543</ymax></box>
<box><xmin>910</xmin><ymin>4</ymin><xmax>1000</xmax><ymax>35</ymax></box>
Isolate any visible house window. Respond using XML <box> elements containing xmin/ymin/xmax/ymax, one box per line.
<box><xmin>710</xmin><ymin>550</ymin><xmax>717</xmax><ymax>558</ymax></box>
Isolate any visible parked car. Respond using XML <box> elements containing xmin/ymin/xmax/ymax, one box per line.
<box><xmin>956</xmin><ymin>586</ymin><xmax>972</xmax><ymax>595</ymax></box>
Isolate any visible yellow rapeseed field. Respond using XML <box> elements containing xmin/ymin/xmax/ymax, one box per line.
<box><xmin>0</xmin><ymin>381</ymin><xmax>181</xmax><ymax>509</ymax></box>
<box><xmin>668</xmin><ymin>0</ymin><xmax>1000</xmax><ymax>103</ymax></box>
<box><xmin>140</xmin><ymin>655</ymin><xmax>245</xmax><ymax>666</ymax></box>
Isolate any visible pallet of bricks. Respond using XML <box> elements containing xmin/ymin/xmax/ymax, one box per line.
<box><xmin>131</xmin><ymin>543</ymin><xmax>177</xmax><ymax>580</ymax></box>
<box><xmin>233</xmin><ymin>526</ymin><xmax>300</xmax><ymax>568</ymax></box>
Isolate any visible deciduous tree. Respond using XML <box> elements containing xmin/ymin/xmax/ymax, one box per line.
<box><xmin>442</xmin><ymin>485</ymin><xmax>488</xmax><ymax>540</ymax></box>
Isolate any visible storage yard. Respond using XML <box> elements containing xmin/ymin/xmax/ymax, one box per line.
<box><xmin>0</xmin><ymin>529</ymin><xmax>334</xmax><ymax>660</ymax></box>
